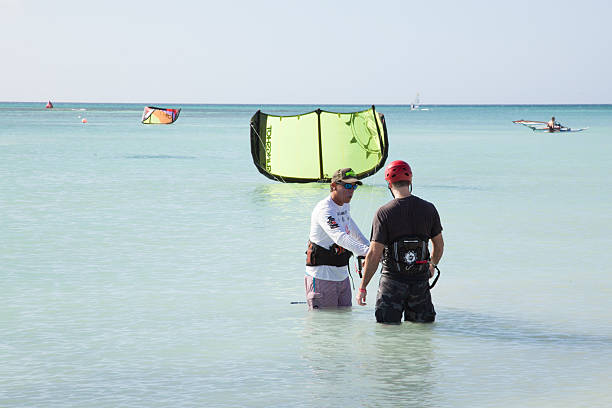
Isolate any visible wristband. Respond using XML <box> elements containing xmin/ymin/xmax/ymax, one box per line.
<box><xmin>359</xmin><ymin>288</ymin><xmax>367</xmax><ymax>293</ymax></box>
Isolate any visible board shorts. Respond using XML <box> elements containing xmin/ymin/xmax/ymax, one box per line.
<box><xmin>375</xmin><ymin>275</ymin><xmax>436</xmax><ymax>323</ymax></box>
<box><xmin>304</xmin><ymin>275</ymin><xmax>352</xmax><ymax>310</ymax></box>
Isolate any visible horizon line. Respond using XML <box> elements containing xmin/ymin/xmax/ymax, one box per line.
<box><xmin>2</xmin><ymin>101</ymin><xmax>612</xmax><ymax>107</ymax></box>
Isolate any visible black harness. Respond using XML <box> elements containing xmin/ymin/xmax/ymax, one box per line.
<box><xmin>306</xmin><ymin>241</ymin><xmax>353</xmax><ymax>267</ymax></box>
<box><xmin>382</xmin><ymin>236</ymin><xmax>440</xmax><ymax>288</ymax></box>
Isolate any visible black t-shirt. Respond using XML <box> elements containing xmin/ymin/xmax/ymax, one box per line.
<box><xmin>371</xmin><ymin>195</ymin><xmax>443</xmax><ymax>281</ymax></box>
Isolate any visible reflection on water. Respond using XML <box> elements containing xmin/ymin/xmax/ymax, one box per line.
<box><xmin>299</xmin><ymin>310</ymin><xmax>438</xmax><ymax>407</ymax></box>
<box><xmin>251</xmin><ymin>183</ymin><xmax>328</xmax><ymax>205</ymax></box>
<box><xmin>365</xmin><ymin>324</ymin><xmax>437</xmax><ymax>407</ymax></box>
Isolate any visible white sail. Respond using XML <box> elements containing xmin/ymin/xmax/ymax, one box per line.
<box><xmin>411</xmin><ymin>93</ymin><xmax>429</xmax><ymax>110</ymax></box>
<box><xmin>410</xmin><ymin>93</ymin><xmax>420</xmax><ymax>110</ymax></box>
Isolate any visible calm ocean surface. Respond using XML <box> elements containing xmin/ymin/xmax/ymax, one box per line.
<box><xmin>1</xmin><ymin>103</ymin><xmax>611</xmax><ymax>407</ymax></box>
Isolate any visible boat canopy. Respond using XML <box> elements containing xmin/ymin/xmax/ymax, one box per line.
<box><xmin>250</xmin><ymin>106</ymin><xmax>389</xmax><ymax>183</ymax></box>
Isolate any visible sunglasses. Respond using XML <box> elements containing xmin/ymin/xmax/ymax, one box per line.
<box><xmin>339</xmin><ymin>183</ymin><xmax>358</xmax><ymax>190</ymax></box>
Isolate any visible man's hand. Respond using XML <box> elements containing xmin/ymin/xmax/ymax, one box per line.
<box><xmin>356</xmin><ymin>288</ymin><xmax>367</xmax><ymax>306</ymax></box>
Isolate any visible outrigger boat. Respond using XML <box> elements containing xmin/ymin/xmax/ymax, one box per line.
<box><xmin>512</xmin><ymin>120</ymin><xmax>588</xmax><ymax>133</ymax></box>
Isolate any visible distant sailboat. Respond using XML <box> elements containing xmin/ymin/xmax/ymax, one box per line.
<box><xmin>45</xmin><ymin>100</ymin><xmax>54</xmax><ymax>109</ymax></box>
<box><xmin>410</xmin><ymin>93</ymin><xmax>420</xmax><ymax>110</ymax></box>
<box><xmin>410</xmin><ymin>93</ymin><xmax>429</xmax><ymax>111</ymax></box>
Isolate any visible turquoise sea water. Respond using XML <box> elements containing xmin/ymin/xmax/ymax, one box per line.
<box><xmin>1</xmin><ymin>103</ymin><xmax>611</xmax><ymax>407</ymax></box>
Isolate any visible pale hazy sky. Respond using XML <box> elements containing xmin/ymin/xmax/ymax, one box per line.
<box><xmin>1</xmin><ymin>0</ymin><xmax>610</xmax><ymax>104</ymax></box>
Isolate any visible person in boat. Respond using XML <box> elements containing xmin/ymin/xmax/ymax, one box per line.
<box><xmin>547</xmin><ymin>116</ymin><xmax>561</xmax><ymax>131</ymax></box>
<box><xmin>305</xmin><ymin>168</ymin><xmax>370</xmax><ymax>309</ymax></box>
<box><xmin>356</xmin><ymin>160</ymin><xmax>444</xmax><ymax>323</ymax></box>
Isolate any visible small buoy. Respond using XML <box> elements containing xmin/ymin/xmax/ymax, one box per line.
<box><xmin>81</xmin><ymin>118</ymin><xmax>88</xmax><ymax>123</ymax></box>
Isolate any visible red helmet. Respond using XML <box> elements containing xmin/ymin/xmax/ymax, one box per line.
<box><xmin>384</xmin><ymin>160</ymin><xmax>412</xmax><ymax>186</ymax></box>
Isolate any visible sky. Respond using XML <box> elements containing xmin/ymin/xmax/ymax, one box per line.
<box><xmin>1</xmin><ymin>0</ymin><xmax>611</xmax><ymax>104</ymax></box>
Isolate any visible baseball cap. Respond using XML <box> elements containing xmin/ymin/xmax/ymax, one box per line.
<box><xmin>331</xmin><ymin>168</ymin><xmax>362</xmax><ymax>185</ymax></box>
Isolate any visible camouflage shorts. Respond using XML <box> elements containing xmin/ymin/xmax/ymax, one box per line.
<box><xmin>375</xmin><ymin>275</ymin><xmax>436</xmax><ymax>323</ymax></box>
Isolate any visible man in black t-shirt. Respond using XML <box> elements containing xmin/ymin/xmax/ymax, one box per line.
<box><xmin>356</xmin><ymin>160</ymin><xmax>444</xmax><ymax>323</ymax></box>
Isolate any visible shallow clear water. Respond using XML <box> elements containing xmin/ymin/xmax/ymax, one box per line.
<box><xmin>1</xmin><ymin>103</ymin><xmax>611</xmax><ymax>407</ymax></box>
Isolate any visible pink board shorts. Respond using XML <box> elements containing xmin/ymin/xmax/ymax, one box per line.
<box><xmin>304</xmin><ymin>275</ymin><xmax>352</xmax><ymax>310</ymax></box>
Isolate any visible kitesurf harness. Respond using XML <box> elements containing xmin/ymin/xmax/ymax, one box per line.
<box><xmin>382</xmin><ymin>236</ymin><xmax>440</xmax><ymax>288</ymax></box>
<box><xmin>306</xmin><ymin>241</ymin><xmax>353</xmax><ymax>267</ymax></box>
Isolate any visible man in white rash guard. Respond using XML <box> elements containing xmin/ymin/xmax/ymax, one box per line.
<box><xmin>305</xmin><ymin>168</ymin><xmax>370</xmax><ymax>309</ymax></box>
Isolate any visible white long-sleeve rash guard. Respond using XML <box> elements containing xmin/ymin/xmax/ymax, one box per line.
<box><xmin>305</xmin><ymin>195</ymin><xmax>370</xmax><ymax>281</ymax></box>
